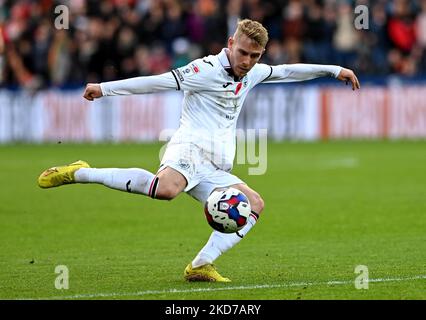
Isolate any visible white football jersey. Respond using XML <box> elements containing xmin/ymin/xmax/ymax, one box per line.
<box><xmin>169</xmin><ymin>48</ymin><xmax>341</xmax><ymax>171</ymax></box>
<box><xmin>169</xmin><ymin>49</ymin><xmax>270</xmax><ymax>171</ymax></box>
<box><xmin>101</xmin><ymin>48</ymin><xmax>341</xmax><ymax>171</ymax></box>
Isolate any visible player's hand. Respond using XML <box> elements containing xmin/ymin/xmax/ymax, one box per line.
<box><xmin>337</xmin><ymin>68</ymin><xmax>360</xmax><ymax>91</ymax></box>
<box><xmin>83</xmin><ymin>83</ymin><xmax>102</xmax><ymax>101</ymax></box>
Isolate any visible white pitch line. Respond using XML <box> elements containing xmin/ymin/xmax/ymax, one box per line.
<box><xmin>20</xmin><ymin>274</ymin><xmax>426</xmax><ymax>300</ymax></box>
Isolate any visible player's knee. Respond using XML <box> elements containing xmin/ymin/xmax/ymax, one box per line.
<box><xmin>155</xmin><ymin>167</ymin><xmax>186</xmax><ymax>200</ymax></box>
<box><xmin>155</xmin><ymin>184</ymin><xmax>181</xmax><ymax>200</ymax></box>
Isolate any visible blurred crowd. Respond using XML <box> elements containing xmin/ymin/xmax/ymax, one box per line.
<box><xmin>0</xmin><ymin>0</ymin><xmax>426</xmax><ymax>89</ymax></box>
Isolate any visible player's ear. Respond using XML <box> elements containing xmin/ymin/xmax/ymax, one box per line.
<box><xmin>228</xmin><ymin>36</ymin><xmax>234</xmax><ymax>49</ymax></box>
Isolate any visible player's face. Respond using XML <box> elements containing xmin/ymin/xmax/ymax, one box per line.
<box><xmin>228</xmin><ymin>34</ymin><xmax>265</xmax><ymax>78</ymax></box>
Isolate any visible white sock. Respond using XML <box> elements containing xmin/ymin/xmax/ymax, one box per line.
<box><xmin>74</xmin><ymin>168</ymin><xmax>159</xmax><ymax>197</ymax></box>
<box><xmin>191</xmin><ymin>214</ymin><xmax>258</xmax><ymax>268</ymax></box>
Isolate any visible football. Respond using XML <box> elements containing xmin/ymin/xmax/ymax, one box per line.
<box><xmin>204</xmin><ymin>187</ymin><xmax>251</xmax><ymax>233</ymax></box>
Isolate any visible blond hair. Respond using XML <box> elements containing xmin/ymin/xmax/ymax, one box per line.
<box><xmin>234</xmin><ymin>19</ymin><xmax>269</xmax><ymax>48</ymax></box>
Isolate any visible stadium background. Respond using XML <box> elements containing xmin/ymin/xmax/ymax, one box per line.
<box><xmin>1</xmin><ymin>0</ymin><xmax>426</xmax><ymax>142</ymax></box>
<box><xmin>0</xmin><ymin>0</ymin><xmax>425</xmax><ymax>300</ymax></box>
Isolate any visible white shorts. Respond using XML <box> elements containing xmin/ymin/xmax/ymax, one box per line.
<box><xmin>159</xmin><ymin>142</ymin><xmax>245</xmax><ymax>203</ymax></box>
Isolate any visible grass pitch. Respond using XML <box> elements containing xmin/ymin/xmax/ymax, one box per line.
<box><xmin>0</xmin><ymin>141</ymin><xmax>425</xmax><ymax>300</ymax></box>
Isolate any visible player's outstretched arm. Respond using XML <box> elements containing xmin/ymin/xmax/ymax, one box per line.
<box><xmin>83</xmin><ymin>72</ymin><xmax>179</xmax><ymax>101</ymax></box>
<box><xmin>336</xmin><ymin>68</ymin><xmax>361</xmax><ymax>91</ymax></box>
<box><xmin>263</xmin><ymin>64</ymin><xmax>360</xmax><ymax>91</ymax></box>
<box><xmin>83</xmin><ymin>83</ymin><xmax>102</xmax><ymax>101</ymax></box>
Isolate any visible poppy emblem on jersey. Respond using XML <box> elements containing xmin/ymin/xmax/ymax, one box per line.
<box><xmin>180</xmin><ymin>64</ymin><xmax>200</xmax><ymax>78</ymax></box>
<box><xmin>234</xmin><ymin>82</ymin><xmax>243</xmax><ymax>95</ymax></box>
<box><xmin>192</xmin><ymin>64</ymin><xmax>200</xmax><ymax>73</ymax></box>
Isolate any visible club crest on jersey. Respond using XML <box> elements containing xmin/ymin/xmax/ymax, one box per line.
<box><xmin>243</xmin><ymin>77</ymin><xmax>248</xmax><ymax>87</ymax></box>
<box><xmin>178</xmin><ymin>159</ymin><xmax>191</xmax><ymax>170</ymax></box>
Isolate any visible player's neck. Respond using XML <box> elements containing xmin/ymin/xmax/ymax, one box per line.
<box><xmin>224</xmin><ymin>49</ymin><xmax>241</xmax><ymax>82</ymax></box>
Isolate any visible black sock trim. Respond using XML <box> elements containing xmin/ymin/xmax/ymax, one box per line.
<box><xmin>150</xmin><ymin>177</ymin><xmax>159</xmax><ymax>198</ymax></box>
<box><xmin>251</xmin><ymin>210</ymin><xmax>259</xmax><ymax>220</ymax></box>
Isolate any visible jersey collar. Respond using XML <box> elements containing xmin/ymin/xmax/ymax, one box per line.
<box><xmin>218</xmin><ymin>48</ymin><xmax>241</xmax><ymax>82</ymax></box>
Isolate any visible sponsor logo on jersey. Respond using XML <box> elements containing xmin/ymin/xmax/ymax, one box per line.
<box><xmin>174</xmin><ymin>69</ymin><xmax>184</xmax><ymax>82</ymax></box>
<box><xmin>126</xmin><ymin>180</ymin><xmax>132</xmax><ymax>192</ymax></box>
<box><xmin>202</xmin><ymin>59</ymin><xmax>213</xmax><ymax>67</ymax></box>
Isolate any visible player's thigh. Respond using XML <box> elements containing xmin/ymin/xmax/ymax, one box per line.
<box><xmin>230</xmin><ymin>183</ymin><xmax>265</xmax><ymax>214</ymax></box>
<box><xmin>188</xmin><ymin>170</ymin><xmax>244</xmax><ymax>204</ymax></box>
<box><xmin>156</xmin><ymin>166</ymin><xmax>187</xmax><ymax>200</ymax></box>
